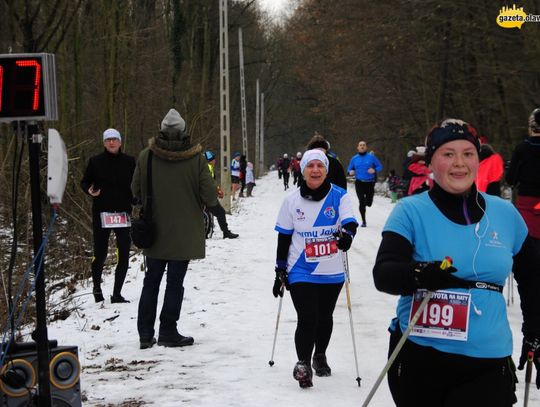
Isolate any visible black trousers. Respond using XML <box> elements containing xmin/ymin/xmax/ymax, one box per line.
<box><xmin>240</xmin><ymin>177</ymin><xmax>246</xmax><ymax>194</ymax></box>
<box><xmin>207</xmin><ymin>203</ymin><xmax>229</xmax><ymax>233</ymax></box>
<box><xmin>91</xmin><ymin>212</ymin><xmax>131</xmax><ymax>296</ymax></box>
<box><xmin>289</xmin><ymin>282</ymin><xmax>343</xmax><ymax>362</ymax></box>
<box><xmin>293</xmin><ymin>171</ymin><xmax>301</xmax><ymax>185</ymax></box>
<box><xmin>137</xmin><ymin>258</ymin><xmax>189</xmax><ymax>339</ymax></box>
<box><xmin>354</xmin><ymin>181</ymin><xmax>375</xmax><ymax>223</ymax></box>
<box><xmin>283</xmin><ymin>171</ymin><xmax>290</xmax><ymax>188</ymax></box>
<box><xmin>387</xmin><ymin>327</ymin><xmax>517</xmax><ymax>407</ymax></box>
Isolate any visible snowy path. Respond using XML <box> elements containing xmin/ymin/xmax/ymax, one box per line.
<box><xmin>46</xmin><ymin>172</ymin><xmax>539</xmax><ymax>406</ymax></box>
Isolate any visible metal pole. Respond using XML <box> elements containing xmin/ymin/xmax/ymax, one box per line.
<box><xmin>510</xmin><ymin>272</ymin><xmax>514</xmax><ymax>304</ymax></box>
<box><xmin>254</xmin><ymin>79</ymin><xmax>260</xmax><ymax>178</ymax></box>
<box><xmin>238</xmin><ymin>28</ymin><xmax>248</xmax><ymax>161</ymax></box>
<box><xmin>343</xmin><ymin>253</ymin><xmax>361</xmax><ymax>386</ymax></box>
<box><xmin>259</xmin><ymin>92</ymin><xmax>265</xmax><ymax>175</ymax></box>
<box><xmin>27</xmin><ymin>122</ymin><xmax>52</xmax><ymax>407</ymax></box>
<box><xmin>219</xmin><ymin>0</ymin><xmax>232</xmax><ymax>212</ymax></box>
<box><xmin>524</xmin><ymin>351</ymin><xmax>534</xmax><ymax>407</ymax></box>
<box><xmin>268</xmin><ymin>288</ymin><xmax>284</xmax><ymax>367</ymax></box>
<box><xmin>507</xmin><ymin>273</ymin><xmax>514</xmax><ymax>306</ymax></box>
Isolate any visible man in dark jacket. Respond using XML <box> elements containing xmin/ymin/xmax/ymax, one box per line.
<box><xmin>132</xmin><ymin>108</ymin><xmax>218</xmax><ymax>349</ymax></box>
<box><xmin>291</xmin><ymin>152</ymin><xmax>302</xmax><ymax>186</ymax></box>
<box><xmin>280</xmin><ymin>153</ymin><xmax>291</xmax><ymax>190</ymax></box>
<box><xmin>81</xmin><ymin>128</ymin><xmax>136</xmax><ymax>304</ymax></box>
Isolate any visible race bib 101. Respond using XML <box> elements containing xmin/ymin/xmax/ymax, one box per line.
<box><xmin>304</xmin><ymin>236</ymin><xmax>338</xmax><ymax>263</ymax></box>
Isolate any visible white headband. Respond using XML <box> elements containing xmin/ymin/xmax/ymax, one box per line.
<box><xmin>300</xmin><ymin>149</ymin><xmax>329</xmax><ymax>174</ymax></box>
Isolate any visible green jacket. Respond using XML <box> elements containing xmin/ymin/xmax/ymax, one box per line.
<box><xmin>132</xmin><ymin>134</ymin><xmax>217</xmax><ymax>260</ymax></box>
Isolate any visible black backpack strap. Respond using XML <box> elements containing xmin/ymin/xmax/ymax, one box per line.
<box><xmin>145</xmin><ymin>150</ymin><xmax>153</xmax><ymax>219</ymax></box>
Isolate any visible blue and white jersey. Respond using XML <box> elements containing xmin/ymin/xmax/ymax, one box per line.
<box><xmin>231</xmin><ymin>159</ymin><xmax>241</xmax><ymax>177</ymax></box>
<box><xmin>384</xmin><ymin>192</ymin><xmax>527</xmax><ymax>358</ymax></box>
<box><xmin>275</xmin><ymin>184</ymin><xmax>357</xmax><ymax>284</ymax></box>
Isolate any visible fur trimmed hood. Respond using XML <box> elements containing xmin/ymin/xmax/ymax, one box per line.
<box><xmin>148</xmin><ymin>137</ymin><xmax>202</xmax><ymax>161</ymax></box>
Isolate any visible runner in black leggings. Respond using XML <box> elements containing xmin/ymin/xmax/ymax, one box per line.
<box><xmin>289</xmin><ymin>283</ymin><xmax>343</xmax><ymax>365</ymax></box>
<box><xmin>354</xmin><ymin>180</ymin><xmax>375</xmax><ymax>226</ymax></box>
<box><xmin>347</xmin><ymin>141</ymin><xmax>383</xmax><ymax>227</ymax></box>
<box><xmin>91</xmin><ymin>214</ymin><xmax>131</xmax><ymax>302</ymax></box>
<box><xmin>273</xmin><ymin>149</ymin><xmax>359</xmax><ymax>388</ymax></box>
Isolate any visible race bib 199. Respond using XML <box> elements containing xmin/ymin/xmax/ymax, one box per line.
<box><xmin>304</xmin><ymin>236</ymin><xmax>338</xmax><ymax>263</ymax></box>
<box><xmin>409</xmin><ymin>289</ymin><xmax>471</xmax><ymax>341</ymax></box>
<box><xmin>100</xmin><ymin>212</ymin><xmax>131</xmax><ymax>228</ymax></box>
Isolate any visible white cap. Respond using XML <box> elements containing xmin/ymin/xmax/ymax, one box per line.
<box><xmin>103</xmin><ymin>128</ymin><xmax>121</xmax><ymax>141</ymax></box>
<box><xmin>300</xmin><ymin>149</ymin><xmax>329</xmax><ymax>174</ymax></box>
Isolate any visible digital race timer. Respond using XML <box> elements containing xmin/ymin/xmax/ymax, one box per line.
<box><xmin>0</xmin><ymin>53</ymin><xmax>58</xmax><ymax>122</ymax></box>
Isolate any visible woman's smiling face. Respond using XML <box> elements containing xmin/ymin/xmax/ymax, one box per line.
<box><xmin>430</xmin><ymin>139</ymin><xmax>479</xmax><ymax>195</ymax></box>
<box><xmin>303</xmin><ymin>160</ymin><xmax>327</xmax><ymax>189</ymax></box>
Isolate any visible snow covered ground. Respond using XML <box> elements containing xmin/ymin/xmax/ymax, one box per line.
<box><xmin>44</xmin><ymin>172</ymin><xmax>538</xmax><ymax>406</ymax></box>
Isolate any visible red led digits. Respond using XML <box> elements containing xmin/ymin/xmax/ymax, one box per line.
<box><xmin>0</xmin><ymin>53</ymin><xmax>57</xmax><ymax>122</ymax></box>
<box><xmin>16</xmin><ymin>60</ymin><xmax>41</xmax><ymax>111</ymax></box>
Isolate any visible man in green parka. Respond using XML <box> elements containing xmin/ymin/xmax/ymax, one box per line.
<box><xmin>132</xmin><ymin>108</ymin><xmax>217</xmax><ymax>349</ymax></box>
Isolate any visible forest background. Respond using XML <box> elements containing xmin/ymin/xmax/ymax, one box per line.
<box><xmin>1</xmin><ymin>0</ymin><xmax>539</xmax><ymax>324</ymax></box>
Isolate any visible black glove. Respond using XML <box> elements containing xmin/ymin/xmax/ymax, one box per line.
<box><xmin>518</xmin><ymin>336</ymin><xmax>540</xmax><ymax>389</ymax></box>
<box><xmin>413</xmin><ymin>261</ymin><xmax>467</xmax><ymax>291</ymax></box>
<box><xmin>272</xmin><ymin>268</ymin><xmax>289</xmax><ymax>298</ymax></box>
<box><xmin>333</xmin><ymin>231</ymin><xmax>353</xmax><ymax>251</ymax></box>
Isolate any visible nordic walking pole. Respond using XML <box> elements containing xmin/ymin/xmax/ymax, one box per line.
<box><xmin>362</xmin><ymin>256</ymin><xmax>453</xmax><ymax>407</ymax></box>
<box><xmin>510</xmin><ymin>272</ymin><xmax>515</xmax><ymax>305</ymax></box>
<box><xmin>343</xmin><ymin>252</ymin><xmax>362</xmax><ymax>386</ymax></box>
<box><xmin>524</xmin><ymin>350</ymin><xmax>534</xmax><ymax>407</ymax></box>
<box><xmin>507</xmin><ymin>275</ymin><xmax>510</xmax><ymax>306</ymax></box>
<box><xmin>269</xmin><ymin>285</ymin><xmax>284</xmax><ymax>367</ymax></box>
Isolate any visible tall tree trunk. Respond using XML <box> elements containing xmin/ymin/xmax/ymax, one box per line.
<box><xmin>438</xmin><ymin>18</ymin><xmax>451</xmax><ymax>120</ymax></box>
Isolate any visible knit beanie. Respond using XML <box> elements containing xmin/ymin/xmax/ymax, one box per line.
<box><xmin>300</xmin><ymin>149</ymin><xmax>329</xmax><ymax>174</ymax></box>
<box><xmin>160</xmin><ymin>108</ymin><xmax>186</xmax><ymax>132</ymax></box>
<box><xmin>425</xmin><ymin>119</ymin><xmax>480</xmax><ymax>164</ymax></box>
<box><xmin>103</xmin><ymin>128</ymin><xmax>121</xmax><ymax>141</ymax></box>
<box><xmin>528</xmin><ymin>108</ymin><xmax>540</xmax><ymax>135</ymax></box>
